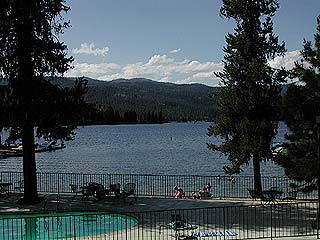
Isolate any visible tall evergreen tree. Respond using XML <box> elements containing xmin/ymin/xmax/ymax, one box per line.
<box><xmin>0</xmin><ymin>0</ymin><xmax>88</xmax><ymax>203</ymax></box>
<box><xmin>208</xmin><ymin>0</ymin><xmax>287</xmax><ymax>194</ymax></box>
<box><xmin>275</xmin><ymin>16</ymin><xmax>320</xmax><ymax>193</ymax></box>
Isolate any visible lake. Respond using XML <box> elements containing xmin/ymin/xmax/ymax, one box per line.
<box><xmin>0</xmin><ymin>122</ymin><xmax>287</xmax><ymax>176</ymax></box>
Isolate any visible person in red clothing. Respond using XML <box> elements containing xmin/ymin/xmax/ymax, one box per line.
<box><xmin>173</xmin><ymin>185</ymin><xmax>184</xmax><ymax>198</ymax></box>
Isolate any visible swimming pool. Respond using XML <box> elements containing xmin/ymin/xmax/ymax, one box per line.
<box><xmin>0</xmin><ymin>211</ymin><xmax>138</xmax><ymax>239</ymax></box>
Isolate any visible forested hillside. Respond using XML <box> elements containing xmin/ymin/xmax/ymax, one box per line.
<box><xmin>54</xmin><ymin>77</ymin><xmax>218</xmax><ymax>122</ymax></box>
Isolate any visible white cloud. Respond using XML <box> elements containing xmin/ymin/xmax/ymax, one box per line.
<box><xmin>67</xmin><ymin>54</ymin><xmax>223</xmax><ymax>86</ymax></box>
<box><xmin>98</xmin><ymin>73</ymin><xmax>123</xmax><ymax>81</ymax></box>
<box><xmin>175</xmin><ymin>61</ymin><xmax>223</xmax><ymax>73</ymax></box>
<box><xmin>66</xmin><ymin>61</ymin><xmax>120</xmax><ymax>77</ymax></box>
<box><xmin>72</xmin><ymin>43</ymin><xmax>110</xmax><ymax>56</ymax></box>
<box><xmin>269</xmin><ymin>50</ymin><xmax>301</xmax><ymax>70</ymax></box>
<box><xmin>192</xmin><ymin>72</ymin><xmax>215</xmax><ymax>78</ymax></box>
<box><xmin>176</xmin><ymin>77</ymin><xmax>194</xmax><ymax>84</ymax></box>
<box><xmin>169</xmin><ymin>48</ymin><xmax>181</xmax><ymax>54</ymax></box>
<box><xmin>67</xmin><ymin>50</ymin><xmax>300</xmax><ymax>87</ymax></box>
<box><xmin>147</xmin><ymin>54</ymin><xmax>174</xmax><ymax>65</ymax></box>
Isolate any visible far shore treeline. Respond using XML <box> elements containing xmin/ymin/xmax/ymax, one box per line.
<box><xmin>0</xmin><ymin>76</ymin><xmax>292</xmax><ymax>125</ymax></box>
<box><xmin>51</xmin><ymin>77</ymin><xmax>219</xmax><ymax>124</ymax></box>
<box><xmin>53</xmin><ymin>77</ymin><xmax>291</xmax><ymax>125</ymax></box>
<box><xmin>1</xmin><ymin>76</ymin><xmax>288</xmax><ymax>126</ymax></box>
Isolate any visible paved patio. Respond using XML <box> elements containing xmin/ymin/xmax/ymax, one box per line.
<box><xmin>0</xmin><ymin>193</ymin><xmax>266</xmax><ymax>213</ymax></box>
<box><xmin>0</xmin><ymin>194</ymin><xmax>318</xmax><ymax>240</ymax></box>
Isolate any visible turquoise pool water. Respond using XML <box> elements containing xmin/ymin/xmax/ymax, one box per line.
<box><xmin>0</xmin><ymin>211</ymin><xmax>138</xmax><ymax>239</ymax></box>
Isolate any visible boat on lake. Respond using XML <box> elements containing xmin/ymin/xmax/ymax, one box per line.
<box><xmin>271</xmin><ymin>142</ymin><xmax>287</xmax><ymax>156</ymax></box>
<box><xmin>35</xmin><ymin>141</ymin><xmax>66</xmax><ymax>153</ymax></box>
<box><xmin>0</xmin><ymin>141</ymin><xmax>65</xmax><ymax>159</ymax></box>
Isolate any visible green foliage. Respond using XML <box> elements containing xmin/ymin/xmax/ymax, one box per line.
<box><xmin>208</xmin><ymin>0</ymin><xmax>287</xmax><ymax>176</ymax></box>
<box><xmin>0</xmin><ymin>0</ymin><xmax>90</xmax><ymax>203</ymax></box>
<box><xmin>0</xmin><ymin>0</ymin><xmax>89</xmax><ymax>144</ymax></box>
<box><xmin>275</xmin><ymin>16</ymin><xmax>320</xmax><ymax>182</ymax></box>
<box><xmin>92</xmin><ymin>106</ymin><xmax>166</xmax><ymax>125</ymax></box>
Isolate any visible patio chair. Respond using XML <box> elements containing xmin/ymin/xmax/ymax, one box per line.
<box><xmin>43</xmin><ymin>194</ymin><xmax>62</xmax><ymax>211</ymax></box>
<box><xmin>80</xmin><ymin>182</ymin><xmax>106</xmax><ymax>201</ymax></box>
<box><xmin>168</xmin><ymin>214</ymin><xmax>198</xmax><ymax>239</ymax></box>
<box><xmin>270</xmin><ymin>186</ymin><xmax>281</xmax><ymax>192</ymax></box>
<box><xmin>81</xmin><ymin>186</ymin><xmax>92</xmax><ymax>201</ymax></box>
<box><xmin>14</xmin><ymin>180</ymin><xmax>24</xmax><ymax>192</ymax></box>
<box><xmin>283</xmin><ymin>190</ymin><xmax>298</xmax><ymax>201</ymax></box>
<box><xmin>109</xmin><ymin>183</ymin><xmax>121</xmax><ymax>195</ymax></box>
<box><xmin>116</xmin><ymin>183</ymin><xmax>136</xmax><ymax>202</ymax></box>
<box><xmin>169</xmin><ymin>214</ymin><xmax>186</xmax><ymax>230</ymax></box>
<box><xmin>247</xmin><ymin>188</ymin><xmax>261</xmax><ymax>204</ymax></box>
<box><xmin>261</xmin><ymin>187</ymin><xmax>283</xmax><ymax>206</ymax></box>
<box><xmin>69</xmin><ymin>184</ymin><xmax>81</xmax><ymax>201</ymax></box>
<box><xmin>0</xmin><ymin>183</ymin><xmax>11</xmax><ymax>197</ymax></box>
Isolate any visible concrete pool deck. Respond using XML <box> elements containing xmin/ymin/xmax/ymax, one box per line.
<box><xmin>0</xmin><ymin>194</ymin><xmax>319</xmax><ymax>240</ymax></box>
<box><xmin>0</xmin><ymin>193</ymin><xmax>269</xmax><ymax>213</ymax></box>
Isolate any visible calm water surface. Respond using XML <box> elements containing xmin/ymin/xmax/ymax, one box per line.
<box><xmin>0</xmin><ymin>122</ymin><xmax>287</xmax><ymax>176</ymax></box>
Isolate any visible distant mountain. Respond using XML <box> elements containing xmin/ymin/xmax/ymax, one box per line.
<box><xmin>54</xmin><ymin>77</ymin><xmax>218</xmax><ymax>121</ymax></box>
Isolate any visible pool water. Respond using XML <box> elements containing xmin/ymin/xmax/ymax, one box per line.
<box><xmin>0</xmin><ymin>211</ymin><xmax>138</xmax><ymax>239</ymax></box>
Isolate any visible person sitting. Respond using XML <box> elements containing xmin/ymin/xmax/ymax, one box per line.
<box><xmin>174</xmin><ymin>185</ymin><xmax>184</xmax><ymax>198</ymax></box>
<box><xmin>199</xmin><ymin>182</ymin><xmax>212</xmax><ymax>199</ymax></box>
<box><xmin>110</xmin><ymin>183</ymin><xmax>121</xmax><ymax>195</ymax></box>
<box><xmin>192</xmin><ymin>191</ymin><xmax>200</xmax><ymax>199</ymax></box>
<box><xmin>230</xmin><ymin>176</ymin><xmax>236</xmax><ymax>187</ymax></box>
<box><xmin>203</xmin><ymin>182</ymin><xmax>211</xmax><ymax>192</ymax></box>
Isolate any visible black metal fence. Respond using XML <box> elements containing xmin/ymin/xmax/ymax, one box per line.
<box><xmin>0</xmin><ymin>202</ymin><xmax>318</xmax><ymax>239</ymax></box>
<box><xmin>0</xmin><ymin>171</ymin><xmax>317</xmax><ymax>200</ymax></box>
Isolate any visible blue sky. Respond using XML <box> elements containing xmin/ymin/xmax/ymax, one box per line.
<box><xmin>63</xmin><ymin>0</ymin><xmax>320</xmax><ymax>86</ymax></box>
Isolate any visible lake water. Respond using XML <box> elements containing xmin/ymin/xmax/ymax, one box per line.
<box><xmin>0</xmin><ymin>122</ymin><xmax>287</xmax><ymax>176</ymax></box>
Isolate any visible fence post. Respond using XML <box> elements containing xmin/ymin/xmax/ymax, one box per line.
<box><xmin>57</xmin><ymin>173</ymin><xmax>60</xmax><ymax>195</ymax></box>
<box><xmin>164</xmin><ymin>175</ymin><xmax>167</xmax><ymax>199</ymax></box>
<box><xmin>270</xmin><ymin>204</ymin><xmax>273</xmax><ymax>240</ymax></box>
<box><xmin>316</xmin><ymin>199</ymin><xmax>320</xmax><ymax>239</ymax></box>
<box><xmin>193</xmin><ymin>175</ymin><xmax>195</xmax><ymax>194</ymax></box>
<box><xmin>223</xmin><ymin>207</ymin><xmax>226</xmax><ymax>240</ymax></box>
<box><xmin>224</xmin><ymin>176</ymin><xmax>226</xmax><ymax>199</ymax></box>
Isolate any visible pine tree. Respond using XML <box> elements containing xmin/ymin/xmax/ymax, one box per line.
<box><xmin>208</xmin><ymin>0</ymin><xmax>287</xmax><ymax>194</ymax></box>
<box><xmin>275</xmin><ymin>16</ymin><xmax>320</xmax><ymax>192</ymax></box>
<box><xmin>0</xmin><ymin>0</ymin><xmax>89</xmax><ymax>203</ymax></box>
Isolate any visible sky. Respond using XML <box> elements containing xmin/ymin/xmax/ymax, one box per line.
<box><xmin>62</xmin><ymin>0</ymin><xmax>320</xmax><ymax>87</ymax></box>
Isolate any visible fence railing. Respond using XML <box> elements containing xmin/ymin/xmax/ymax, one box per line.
<box><xmin>0</xmin><ymin>171</ymin><xmax>318</xmax><ymax>200</ymax></box>
<box><xmin>0</xmin><ymin>202</ymin><xmax>318</xmax><ymax>239</ymax></box>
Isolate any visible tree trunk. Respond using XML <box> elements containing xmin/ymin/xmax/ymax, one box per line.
<box><xmin>317</xmin><ymin>178</ymin><xmax>320</xmax><ymax>230</ymax></box>
<box><xmin>15</xmin><ymin>0</ymin><xmax>40</xmax><ymax>204</ymax></box>
<box><xmin>21</xmin><ymin>122</ymin><xmax>38</xmax><ymax>203</ymax></box>
<box><xmin>317</xmin><ymin>123</ymin><xmax>320</xmax><ymax>230</ymax></box>
<box><xmin>253</xmin><ymin>153</ymin><xmax>262</xmax><ymax>195</ymax></box>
